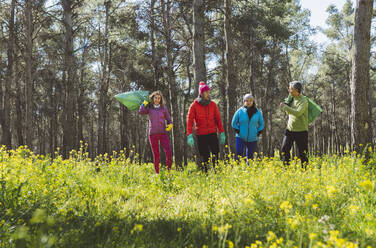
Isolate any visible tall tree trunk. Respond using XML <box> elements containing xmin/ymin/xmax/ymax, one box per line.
<box><xmin>367</xmin><ymin>66</ymin><xmax>374</xmax><ymax>141</ymax></box>
<box><xmin>1</xmin><ymin>0</ymin><xmax>16</xmax><ymax>148</ymax></box>
<box><xmin>350</xmin><ymin>0</ymin><xmax>373</xmax><ymax>150</ymax></box>
<box><xmin>346</xmin><ymin>62</ymin><xmax>352</xmax><ymax>150</ymax></box>
<box><xmin>77</xmin><ymin>43</ymin><xmax>88</xmax><ymax>144</ymax></box>
<box><xmin>192</xmin><ymin>0</ymin><xmax>206</xmax><ymax>96</ymax></box>
<box><xmin>220</xmin><ymin>46</ymin><xmax>228</xmax><ymax>158</ymax></box>
<box><xmin>249</xmin><ymin>31</ymin><xmax>256</xmax><ymax>97</ymax></box>
<box><xmin>150</xmin><ymin>0</ymin><xmax>161</xmax><ymax>90</ymax></box>
<box><xmin>181</xmin><ymin>5</ymin><xmax>194</xmax><ymax>165</ymax></box>
<box><xmin>120</xmin><ymin>106</ymin><xmax>129</xmax><ymax>154</ymax></box>
<box><xmin>285</xmin><ymin>43</ymin><xmax>293</xmax><ymax>83</ymax></box>
<box><xmin>62</xmin><ymin>0</ymin><xmax>77</xmax><ymax>157</ymax></box>
<box><xmin>97</xmin><ymin>1</ymin><xmax>112</xmax><ymax>155</ymax></box>
<box><xmin>48</xmin><ymin>72</ymin><xmax>57</xmax><ymax>155</ymax></box>
<box><xmin>224</xmin><ymin>0</ymin><xmax>236</xmax><ymax>152</ymax></box>
<box><xmin>261</xmin><ymin>45</ymin><xmax>277</xmax><ymax>156</ymax></box>
<box><xmin>161</xmin><ymin>0</ymin><xmax>183</xmax><ymax>168</ymax></box>
<box><xmin>15</xmin><ymin>60</ymin><xmax>24</xmax><ymax>146</ymax></box>
<box><xmin>25</xmin><ymin>0</ymin><xmax>33</xmax><ymax>149</ymax></box>
<box><xmin>183</xmin><ymin>54</ymin><xmax>193</xmax><ymax>166</ymax></box>
<box><xmin>89</xmin><ymin>115</ymin><xmax>95</xmax><ymax>158</ymax></box>
<box><xmin>52</xmin><ymin>69</ymin><xmax>61</xmax><ymax>157</ymax></box>
<box><xmin>265</xmin><ymin>52</ymin><xmax>277</xmax><ymax>156</ymax></box>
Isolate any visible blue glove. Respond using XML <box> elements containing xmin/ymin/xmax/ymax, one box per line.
<box><xmin>220</xmin><ymin>132</ymin><xmax>226</xmax><ymax>145</ymax></box>
<box><xmin>187</xmin><ymin>134</ymin><xmax>194</xmax><ymax>147</ymax></box>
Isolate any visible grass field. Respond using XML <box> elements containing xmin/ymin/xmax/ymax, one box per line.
<box><xmin>1</xmin><ymin>146</ymin><xmax>376</xmax><ymax>248</ymax></box>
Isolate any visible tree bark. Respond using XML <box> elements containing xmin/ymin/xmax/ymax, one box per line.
<box><xmin>1</xmin><ymin>0</ymin><xmax>16</xmax><ymax>148</ymax></box>
<box><xmin>25</xmin><ymin>0</ymin><xmax>33</xmax><ymax>149</ymax></box>
<box><xmin>62</xmin><ymin>0</ymin><xmax>77</xmax><ymax>157</ymax></box>
<box><xmin>15</xmin><ymin>59</ymin><xmax>24</xmax><ymax>146</ymax></box>
<box><xmin>97</xmin><ymin>0</ymin><xmax>112</xmax><ymax>156</ymax></box>
<box><xmin>120</xmin><ymin>106</ymin><xmax>129</xmax><ymax>153</ymax></box>
<box><xmin>183</xmin><ymin>53</ymin><xmax>193</xmax><ymax>166</ymax></box>
<box><xmin>249</xmin><ymin>31</ymin><xmax>256</xmax><ymax>97</ymax></box>
<box><xmin>150</xmin><ymin>0</ymin><xmax>161</xmax><ymax>90</ymax></box>
<box><xmin>77</xmin><ymin>41</ymin><xmax>89</xmax><ymax>145</ymax></box>
<box><xmin>161</xmin><ymin>0</ymin><xmax>183</xmax><ymax>168</ymax></box>
<box><xmin>192</xmin><ymin>0</ymin><xmax>206</xmax><ymax>96</ymax></box>
<box><xmin>224</xmin><ymin>0</ymin><xmax>237</xmax><ymax>152</ymax></box>
<box><xmin>47</xmin><ymin>72</ymin><xmax>57</xmax><ymax>155</ymax></box>
<box><xmin>220</xmin><ymin>45</ymin><xmax>228</xmax><ymax>158</ymax></box>
<box><xmin>350</xmin><ymin>0</ymin><xmax>373</xmax><ymax>150</ymax></box>
<box><xmin>264</xmin><ymin>46</ymin><xmax>278</xmax><ymax>156</ymax></box>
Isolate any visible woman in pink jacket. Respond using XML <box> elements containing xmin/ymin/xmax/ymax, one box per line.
<box><xmin>139</xmin><ymin>91</ymin><xmax>173</xmax><ymax>174</ymax></box>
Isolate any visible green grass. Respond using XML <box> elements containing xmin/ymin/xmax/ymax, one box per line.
<box><xmin>1</xmin><ymin>146</ymin><xmax>376</xmax><ymax>248</ymax></box>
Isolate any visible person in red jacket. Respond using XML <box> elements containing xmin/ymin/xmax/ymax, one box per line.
<box><xmin>186</xmin><ymin>81</ymin><xmax>226</xmax><ymax>172</ymax></box>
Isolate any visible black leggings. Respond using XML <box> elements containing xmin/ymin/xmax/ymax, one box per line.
<box><xmin>196</xmin><ymin>133</ymin><xmax>219</xmax><ymax>172</ymax></box>
<box><xmin>281</xmin><ymin>130</ymin><xmax>308</xmax><ymax>167</ymax></box>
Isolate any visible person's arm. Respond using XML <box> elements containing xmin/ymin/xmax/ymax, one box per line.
<box><xmin>138</xmin><ymin>102</ymin><xmax>149</xmax><ymax>115</ymax></box>
<box><xmin>257</xmin><ymin>110</ymin><xmax>264</xmax><ymax>132</ymax></box>
<box><xmin>164</xmin><ymin>107</ymin><xmax>172</xmax><ymax>124</ymax></box>
<box><xmin>231</xmin><ymin>110</ymin><xmax>240</xmax><ymax>131</ymax></box>
<box><xmin>282</xmin><ymin>99</ymin><xmax>308</xmax><ymax>117</ymax></box>
<box><xmin>214</xmin><ymin>103</ymin><xmax>225</xmax><ymax>133</ymax></box>
<box><xmin>186</xmin><ymin>103</ymin><xmax>196</xmax><ymax>136</ymax></box>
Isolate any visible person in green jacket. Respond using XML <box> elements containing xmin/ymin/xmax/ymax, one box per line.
<box><xmin>280</xmin><ymin>81</ymin><xmax>309</xmax><ymax>167</ymax></box>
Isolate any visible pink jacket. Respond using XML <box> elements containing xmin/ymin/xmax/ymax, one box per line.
<box><xmin>139</xmin><ymin>104</ymin><xmax>172</xmax><ymax>135</ymax></box>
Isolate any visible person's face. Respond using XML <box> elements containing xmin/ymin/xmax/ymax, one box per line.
<box><xmin>244</xmin><ymin>98</ymin><xmax>254</xmax><ymax>108</ymax></box>
<box><xmin>153</xmin><ymin>94</ymin><xmax>161</xmax><ymax>105</ymax></box>
<box><xmin>288</xmin><ymin>85</ymin><xmax>300</xmax><ymax>97</ymax></box>
<box><xmin>201</xmin><ymin>91</ymin><xmax>210</xmax><ymax>100</ymax></box>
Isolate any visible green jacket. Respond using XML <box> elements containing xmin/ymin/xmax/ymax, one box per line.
<box><xmin>283</xmin><ymin>94</ymin><xmax>308</xmax><ymax>132</ymax></box>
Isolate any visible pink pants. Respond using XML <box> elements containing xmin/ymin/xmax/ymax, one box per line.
<box><xmin>149</xmin><ymin>134</ymin><xmax>172</xmax><ymax>174</ymax></box>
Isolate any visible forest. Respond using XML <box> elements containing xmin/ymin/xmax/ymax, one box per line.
<box><xmin>1</xmin><ymin>1</ymin><xmax>376</xmax><ymax>247</ymax></box>
<box><xmin>0</xmin><ymin>0</ymin><xmax>375</xmax><ymax>164</ymax></box>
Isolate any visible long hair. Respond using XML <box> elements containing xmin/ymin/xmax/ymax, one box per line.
<box><xmin>149</xmin><ymin>90</ymin><xmax>165</xmax><ymax>107</ymax></box>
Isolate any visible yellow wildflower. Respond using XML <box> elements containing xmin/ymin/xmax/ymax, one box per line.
<box><xmin>309</xmin><ymin>233</ymin><xmax>317</xmax><ymax>240</ymax></box>
<box><xmin>349</xmin><ymin>205</ymin><xmax>360</xmax><ymax>216</ymax></box>
<box><xmin>359</xmin><ymin>180</ymin><xmax>373</xmax><ymax>192</ymax></box>
<box><xmin>326</xmin><ymin>185</ymin><xmax>337</xmax><ymax>197</ymax></box>
<box><xmin>280</xmin><ymin>201</ymin><xmax>292</xmax><ymax>214</ymax></box>
<box><xmin>267</xmin><ymin>231</ymin><xmax>276</xmax><ymax>242</ymax></box>
<box><xmin>227</xmin><ymin>240</ymin><xmax>234</xmax><ymax>248</ymax></box>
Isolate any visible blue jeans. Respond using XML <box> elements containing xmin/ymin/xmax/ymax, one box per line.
<box><xmin>235</xmin><ymin>137</ymin><xmax>257</xmax><ymax>160</ymax></box>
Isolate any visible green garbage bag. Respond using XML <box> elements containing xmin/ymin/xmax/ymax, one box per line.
<box><xmin>284</xmin><ymin>94</ymin><xmax>322</xmax><ymax>124</ymax></box>
<box><xmin>306</xmin><ymin>97</ymin><xmax>322</xmax><ymax>124</ymax></box>
<box><xmin>114</xmin><ymin>90</ymin><xmax>149</xmax><ymax>111</ymax></box>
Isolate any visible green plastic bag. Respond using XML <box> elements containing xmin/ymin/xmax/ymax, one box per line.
<box><xmin>306</xmin><ymin>97</ymin><xmax>322</xmax><ymax>124</ymax></box>
<box><xmin>114</xmin><ymin>90</ymin><xmax>149</xmax><ymax>111</ymax></box>
<box><xmin>284</xmin><ymin>95</ymin><xmax>322</xmax><ymax>124</ymax></box>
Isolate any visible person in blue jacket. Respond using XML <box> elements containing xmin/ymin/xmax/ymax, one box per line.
<box><xmin>231</xmin><ymin>93</ymin><xmax>264</xmax><ymax>160</ymax></box>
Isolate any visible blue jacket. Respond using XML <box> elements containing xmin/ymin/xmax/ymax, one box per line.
<box><xmin>231</xmin><ymin>107</ymin><xmax>264</xmax><ymax>142</ymax></box>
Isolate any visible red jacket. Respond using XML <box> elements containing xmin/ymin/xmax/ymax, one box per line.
<box><xmin>187</xmin><ymin>99</ymin><xmax>225</xmax><ymax>136</ymax></box>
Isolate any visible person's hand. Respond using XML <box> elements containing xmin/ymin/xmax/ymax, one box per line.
<box><xmin>280</xmin><ymin>102</ymin><xmax>285</xmax><ymax>108</ymax></box>
<box><xmin>143</xmin><ymin>100</ymin><xmax>149</xmax><ymax>106</ymax></box>
<box><xmin>187</xmin><ymin>134</ymin><xmax>194</xmax><ymax>147</ymax></box>
<box><xmin>166</xmin><ymin>123</ymin><xmax>173</xmax><ymax>131</ymax></box>
<box><xmin>220</xmin><ymin>132</ymin><xmax>226</xmax><ymax>145</ymax></box>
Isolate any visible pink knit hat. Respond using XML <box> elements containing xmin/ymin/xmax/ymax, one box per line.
<box><xmin>199</xmin><ymin>81</ymin><xmax>210</xmax><ymax>95</ymax></box>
